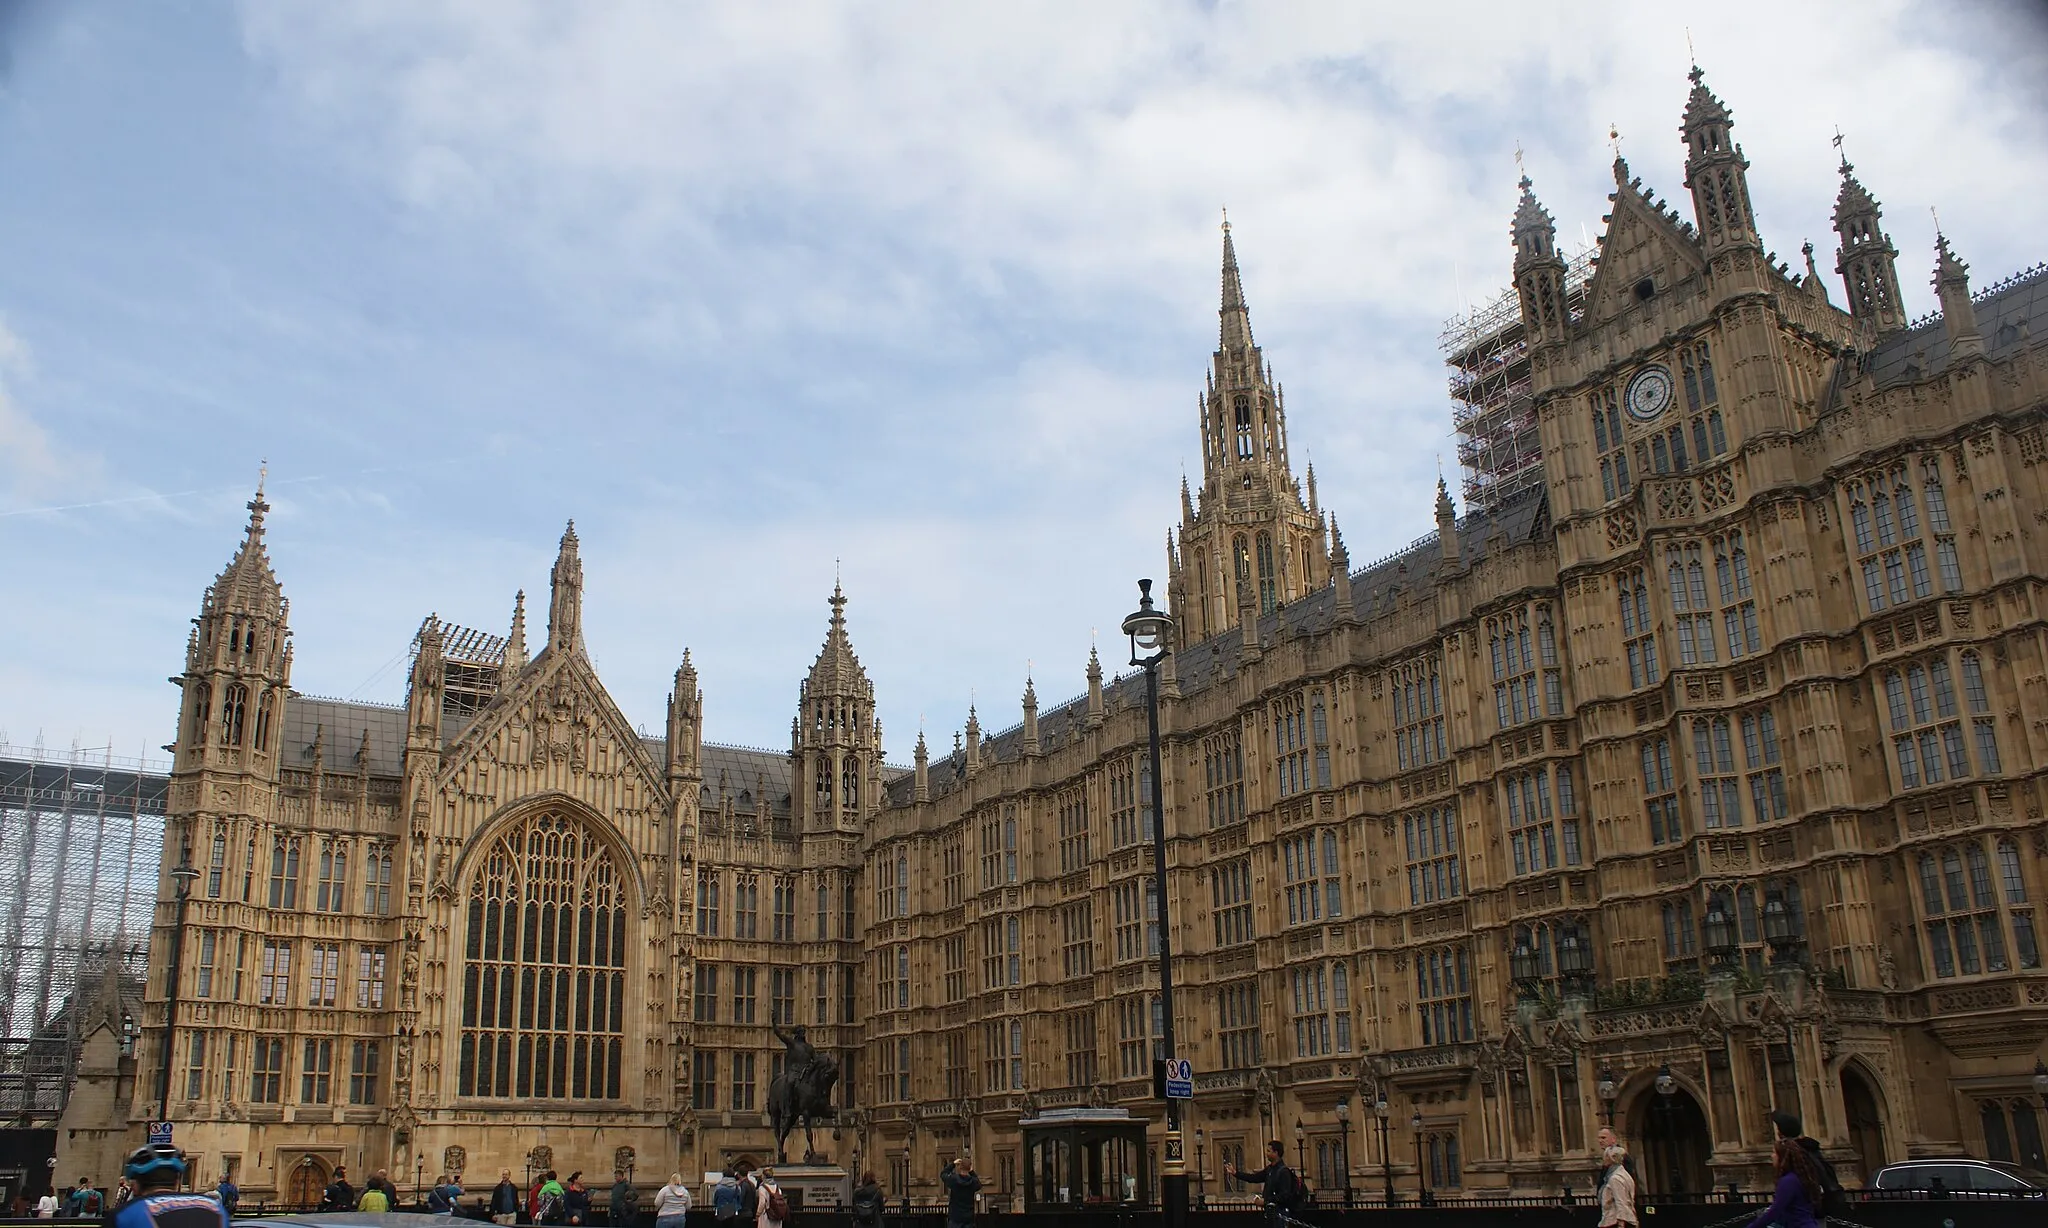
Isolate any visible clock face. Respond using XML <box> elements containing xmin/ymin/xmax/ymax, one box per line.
<box><xmin>1625</xmin><ymin>364</ymin><xmax>1675</xmax><ymax>423</ymax></box>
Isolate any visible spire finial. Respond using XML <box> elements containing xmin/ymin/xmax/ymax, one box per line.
<box><xmin>1930</xmin><ymin>205</ymin><xmax>1943</xmax><ymax>238</ymax></box>
<box><xmin>257</xmin><ymin>459</ymin><xmax>268</xmax><ymax>497</ymax></box>
<box><xmin>1686</xmin><ymin>26</ymin><xmax>1697</xmax><ymax>72</ymax></box>
<box><xmin>1608</xmin><ymin>124</ymin><xmax>1621</xmax><ymax>159</ymax></box>
<box><xmin>1833</xmin><ymin>126</ymin><xmax>1849</xmax><ymax>171</ymax></box>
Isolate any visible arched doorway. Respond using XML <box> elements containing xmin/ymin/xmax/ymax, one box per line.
<box><xmin>286</xmin><ymin>1156</ymin><xmax>330</xmax><ymax>1207</ymax></box>
<box><xmin>1629</xmin><ymin>1083</ymin><xmax>1712</xmax><ymax>1196</ymax></box>
<box><xmin>1841</xmin><ymin>1065</ymin><xmax>1888</xmax><ymax>1183</ymax></box>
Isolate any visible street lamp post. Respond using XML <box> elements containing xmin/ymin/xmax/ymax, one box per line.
<box><xmin>1654</xmin><ymin>1064</ymin><xmax>1681</xmax><ymax>1194</ymax></box>
<box><xmin>1293</xmin><ymin>1120</ymin><xmax>1305</xmax><ymax>1174</ymax></box>
<box><xmin>416</xmin><ymin>1161</ymin><xmax>425</xmax><ymax>1209</ymax></box>
<box><xmin>1598</xmin><ymin>1070</ymin><xmax>1618</xmax><ymax>1127</ymax></box>
<box><xmin>1194</xmin><ymin>1128</ymin><xmax>1206</xmax><ymax>1207</ymax></box>
<box><xmin>1122</xmin><ymin>580</ymin><xmax>1187</xmax><ymax>1228</ymax></box>
<box><xmin>1335</xmin><ymin>1098</ymin><xmax>1352</xmax><ymax>1207</ymax></box>
<box><xmin>1412</xmin><ymin>1112</ymin><xmax>1431</xmax><ymax>1207</ymax></box>
<box><xmin>155</xmin><ymin>851</ymin><xmax>202</xmax><ymax>1125</ymax></box>
<box><xmin>1375</xmin><ymin>1097</ymin><xmax>1394</xmax><ymax>1207</ymax></box>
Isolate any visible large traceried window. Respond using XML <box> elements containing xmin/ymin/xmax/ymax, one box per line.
<box><xmin>458</xmin><ymin>811</ymin><xmax>628</xmax><ymax>1100</ymax></box>
<box><xmin>1403</xmin><ymin>804</ymin><xmax>1461</xmax><ymax>906</ymax></box>
<box><xmin>1919</xmin><ymin>839</ymin><xmax>2040</xmax><ymax>978</ymax></box>
<box><xmin>1668</xmin><ymin>543</ymin><xmax>1717</xmax><ymax>666</ymax></box>
<box><xmin>1391</xmin><ymin>653</ymin><xmax>1446</xmax><ymax>771</ymax></box>
<box><xmin>1203</xmin><ymin>732</ymin><xmax>1244</xmax><ymax>829</ymax></box>
<box><xmin>1619</xmin><ymin>569</ymin><xmax>1660</xmax><ymax>689</ymax></box>
<box><xmin>1714</xmin><ymin>531</ymin><xmax>1760</xmax><ymax>657</ymax></box>
<box><xmin>1883</xmin><ymin>655</ymin><xmax>1982</xmax><ymax>789</ymax></box>
<box><xmin>1847</xmin><ymin>458</ymin><xmax>1963</xmax><ymax>613</ymax></box>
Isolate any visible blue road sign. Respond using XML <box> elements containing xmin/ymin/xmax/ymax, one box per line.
<box><xmin>1163</xmin><ymin>1057</ymin><xmax>1194</xmax><ymax>1100</ymax></box>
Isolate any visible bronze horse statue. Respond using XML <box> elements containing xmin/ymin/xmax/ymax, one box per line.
<box><xmin>768</xmin><ymin>1026</ymin><xmax>840</xmax><ymax>1164</ymax></box>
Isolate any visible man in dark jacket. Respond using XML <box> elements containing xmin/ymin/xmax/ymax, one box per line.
<box><xmin>940</xmin><ymin>1158</ymin><xmax>981</xmax><ymax>1228</ymax></box>
<box><xmin>490</xmin><ymin>1171</ymin><xmax>522</xmax><ymax>1225</ymax></box>
<box><xmin>1596</xmin><ymin>1126</ymin><xmax>1643</xmax><ymax>1197</ymax></box>
<box><xmin>607</xmin><ymin>1172</ymin><xmax>637</xmax><ymax>1228</ymax></box>
<box><xmin>1225</xmin><ymin>1141</ymin><xmax>1303</xmax><ymax>1226</ymax></box>
<box><xmin>321</xmin><ymin>1169</ymin><xmax>356</xmax><ymax>1212</ymax></box>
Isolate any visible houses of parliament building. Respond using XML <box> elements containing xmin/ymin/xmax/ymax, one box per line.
<box><xmin>125</xmin><ymin>66</ymin><xmax>2048</xmax><ymax>1205</ymax></box>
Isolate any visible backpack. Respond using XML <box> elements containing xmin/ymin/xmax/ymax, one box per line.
<box><xmin>1811</xmin><ymin>1148</ymin><xmax>1847</xmax><ymax>1217</ymax></box>
<box><xmin>538</xmin><ymin>1192</ymin><xmax>565</xmax><ymax>1223</ymax></box>
<box><xmin>850</xmin><ymin>1187</ymin><xmax>883</xmax><ymax>1226</ymax></box>
<box><xmin>713</xmin><ymin>1183</ymin><xmax>741</xmax><ymax>1220</ymax></box>
<box><xmin>765</xmin><ymin>1185</ymin><xmax>789</xmax><ymax>1222</ymax></box>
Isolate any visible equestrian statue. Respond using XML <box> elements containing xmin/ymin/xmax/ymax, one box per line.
<box><xmin>768</xmin><ymin>1024</ymin><xmax>840</xmax><ymax>1164</ymax></box>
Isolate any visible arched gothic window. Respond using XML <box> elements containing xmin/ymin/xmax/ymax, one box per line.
<box><xmin>459</xmin><ymin>811</ymin><xmax>628</xmax><ymax>1100</ymax></box>
<box><xmin>1234</xmin><ymin>396</ymin><xmax>1254</xmax><ymax>460</ymax></box>
<box><xmin>253</xmin><ymin>689</ymin><xmax>275</xmax><ymax>752</ymax></box>
<box><xmin>1255</xmin><ymin>532</ymin><xmax>1277</xmax><ymax>614</ymax></box>
<box><xmin>189</xmin><ymin>682</ymin><xmax>211</xmax><ymax>748</ymax></box>
<box><xmin>220</xmin><ymin>683</ymin><xmax>248</xmax><ymax>748</ymax></box>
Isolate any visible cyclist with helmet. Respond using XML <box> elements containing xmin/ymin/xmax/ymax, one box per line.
<box><xmin>109</xmin><ymin>1148</ymin><xmax>227</xmax><ymax>1228</ymax></box>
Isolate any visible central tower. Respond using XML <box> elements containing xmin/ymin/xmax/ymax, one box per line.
<box><xmin>1169</xmin><ymin>219</ymin><xmax>1331</xmax><ymax>642</ymax></box>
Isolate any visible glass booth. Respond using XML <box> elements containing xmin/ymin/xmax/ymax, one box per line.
<box><xmin>1020</xmin><ymin>1107</ymin><xmax>1153</xmax><ymax>1211</ymax></box>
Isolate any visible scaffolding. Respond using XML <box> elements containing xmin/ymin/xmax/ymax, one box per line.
<box><xmin>1440</xmin><ymin>245</ymin><xmax>1597</xmax><ymax>516</ymax></box>
<box><xmin>0</xmin><ymin>738</ymin><xmax>165</xmax><ymax>1120</ymax></box>
<box><xmin>417</xmin><ymin>618</ymin><xmax>508</xmax><ymax>721</ymax></box>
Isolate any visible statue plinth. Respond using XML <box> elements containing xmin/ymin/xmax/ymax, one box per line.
<box><xmin>769</xmin><ymin>1164</ymin><xmax>850</xmax><ymax>1211</ymax></box>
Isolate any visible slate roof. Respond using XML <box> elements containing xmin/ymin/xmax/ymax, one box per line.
<box><xmin>1856</xmin><ymin>262</ymin><xmax>2048</xmax><ymax>393</ymax></box>
<box><xmin>281</xmin><ymin>695</ymin><xmax>407</xmax><ymax>776</ymax></box>
<box><xmin>888</xmin><ymin>483</ymin><xmax>1554</xmax><ymax>807</ymax></box>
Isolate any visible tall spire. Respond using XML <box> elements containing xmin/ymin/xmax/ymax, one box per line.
<box><xmin>1513</xmin><ymin>174</ymin><xmax>1569</xmax><ymax>349</ymax></box>
<box><xmin>501</xmin><ymin>589</ymin><xmax>529</xmax><ymax>681</ymax></box>
<box><xmin>547</xmin><ymin>521</ymin><xmax>584</xmax><ymax>654</ymax></box>
<box><xmin>1174</xmin><ymin>210</ymin><xmax>1330</xmax><ymax>642</ymax></box>
<box><xmin>1833</xmin><ymin>154</ymin><xmax>1906</xmax><ymax>333</ymax></box>
<box><xmin>1680</xmin><ymin>64</ymin><xmax>1760</xmax><ymax>255</ymax></box>
<box><xmin>1933</xmin><ymin>230</ymin><xmax>1983</xmax><ymax>356</ymax></box>
<box><xmin>211</xmin><ymin>476</ymin><xmax>282</xmax><ymax>615</ymax></box>
<box><xmin>1220</xmin><ymin>210</ymin><xmax>1253</xmax><ymax>352</ymax></box>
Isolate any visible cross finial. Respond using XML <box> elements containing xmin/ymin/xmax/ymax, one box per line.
<box><xmin>257</xmin><ymin>459</ymin><xmax>268</xmax><ymax>497</ymax></box>
<box><xmin>1609</xmin><ymin>124</ymin><xmax>1621</xmax><ymax>158</ymax></box>
<box><xmin>1221</xmin><ymin>205</ymin><xmax>1230</xmax><ymax>234</ymax></box>
<box><xmin>1686</xmin><ymin>27</ymin><xmax>1697</xmax><ymax>69</ymax></box>
<box><xmin>1930</xmin><ymin>205</ymin><xmax>1943</xmax><ymax>237</ymax></box>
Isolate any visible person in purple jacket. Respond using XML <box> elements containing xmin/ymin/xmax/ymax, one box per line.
<box><xmin>1746</xmin><ymin>1138</ymin><xmax>1824</xmax><ymax>1228</ymax></box>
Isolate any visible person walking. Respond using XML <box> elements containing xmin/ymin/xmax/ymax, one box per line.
<box><xmin>109</xmin><ymin>1149</ymin><xmax>227</xmax><ymax>1228</ymax></box>
<box><xmin>213</xmin><ymin>1175</ymin><xmax>238</xmax><ymax>1217</ymax></box>
<box><xmin>652</xmin><ymin>1174</ymin><xmax>692</xmax><ymax>1228</ymax></box>
<box><xmin>849</xmin><ymin>1172</ymin><xmax>884</xmax><ymax>1228</ymax></box>
<box><xmin>490</xmin><ymin>1171</ymin><xmax>522</xmax><ymax>1226</ymax></box>
<box><xmin>358</xmin><ymin>1181</ymin><xmax>391</xmax><ymax>1214</ymax></box>
<box><xmin>1599</xmin><ymin>1145</ymin><xmax>1639</xmax><ymax>1228</ymax></box>
<box><xmin>1772</xmin><ymin>1111</ymin><xmax>1846</xmax><ymax>1218</ymax></box>
<box><xmin>752</xmin><ymin>1170</ymin><xmax>786</xmax><ymax>1228</ymax></box>
<box><xmin>35</xmin><ymin>1188</ymin><xmax>58</xmax><ymax>1218</ymax></box>
<box><xmin>1595</xmin><ymin>1126</ymin><xmax>1643</xmax><ymax>1199</ymax></box>
<box><xmin>66</xmin><ymin>1180</ymin><xmax>103</xmax><ymax>1219</ymax></box>
<box><xmin>1225</xmin><ymin>1141</ymin><xmax>1307</xmax><ymax>1228</ymax></box>
<box><xmin>428</xmin><ymin>1175</ymin><xmax>463</xmax><ymax>1216</ymax></box>
<box><xmin>1744</xmin><ymin>1138</ymin><xmax>1824</xmax><ymax>1228</ymax></box>
<box><xmin>940</xmin><ymin>1157</ymin><xmax>981</xmax><ymax>1228</ymax></box>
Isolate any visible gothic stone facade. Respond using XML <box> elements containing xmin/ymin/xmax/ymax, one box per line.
<box><xmin>138</xmin><ymin>68</ymin><xmax>2048</xmax><ymax>1205</ymax></box>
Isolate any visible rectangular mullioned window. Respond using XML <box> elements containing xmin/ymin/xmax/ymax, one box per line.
<box><xmin>1391</xmin><ymin>653</ymin><xmax>1446</xmax><ymax>771</ymax></box>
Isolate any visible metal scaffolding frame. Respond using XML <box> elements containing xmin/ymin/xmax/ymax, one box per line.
<box><xmin>0</xmin><ymin>739</ymin><xmax>165</xmax><ymax>1120</ymax></box>
<box><xmin>1440</xmin><ymin>245</ymin><xmax>1597</xmax><ymax>516</ymax></box>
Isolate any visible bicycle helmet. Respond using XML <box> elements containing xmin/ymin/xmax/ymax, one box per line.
<box><xmin>123</xmin><ymin>1146</ymin><xmax>187</xmax><ymax>1182</ymax></box>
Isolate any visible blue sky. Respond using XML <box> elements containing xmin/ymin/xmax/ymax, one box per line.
<box><xmin>4</xmin><ymin>0</ymin><xmax>2046</xmax><ymax>765</ymax></box>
